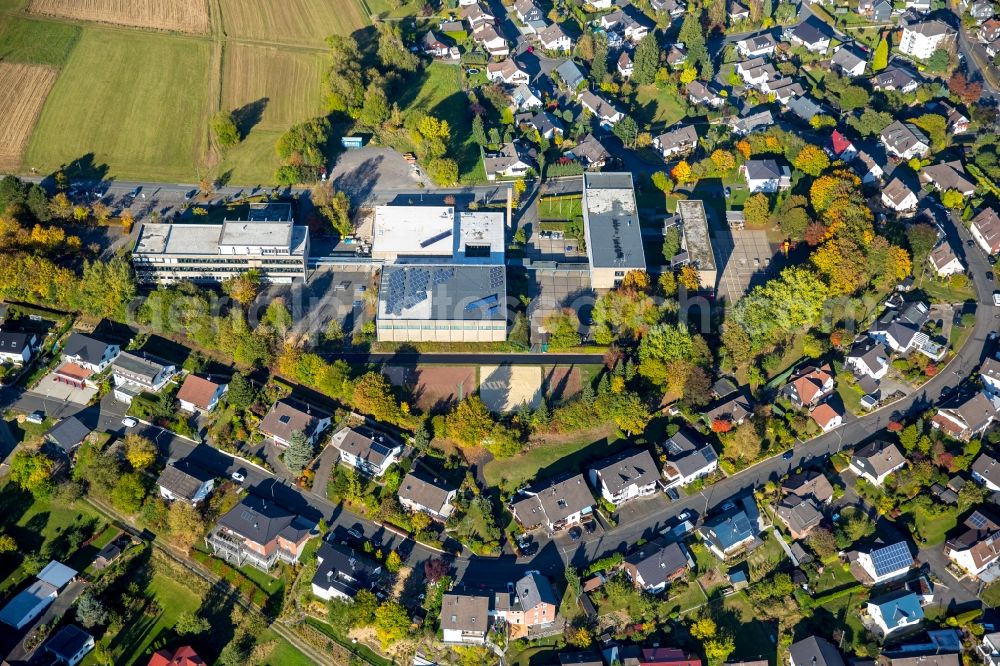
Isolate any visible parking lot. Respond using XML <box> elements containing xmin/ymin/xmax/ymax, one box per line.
<box><xmin>712</xmin><ymin>229</ymin><xmax>778</xmax><ymax>304</ymax></box>
<box><xmin>30</xmin><ymin>372</ymin><xmax>97</xmax><ymax>406</ymax></box>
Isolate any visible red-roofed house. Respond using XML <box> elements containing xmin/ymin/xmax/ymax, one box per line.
<box><xmin>782</xmin><ymin>364</ymin><xmax>835</xmax><ymax>408</ymax></box>
<box><xmin>148</xmin><ymin>646</ymin><xmax>206</xmax><ymax>666</ymax></box>
<box><xmin>811</xmin><ymin>403</ymin><xmax>843</xmax><ymax>432</ymax></box>
<box><xmin>176</xmin><ymin>375</ymin><xmax>228</xmax><ymax>413</ymax></box>
<box><xmin>830</xmin><ymin>130</ymin><xmax>857</xmax><ymax>162</ymax></box>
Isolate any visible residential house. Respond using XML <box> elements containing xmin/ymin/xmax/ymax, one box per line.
<box><xmin>110</xmin><ymin>351</ymin><xmax>176</xmax><ymax>404</ymax></box>
<box><xmin>590</xmin><ymin>0</ymin><xmax>613</xmax><ymax>8</ymax></box>
<box><xmin>982</xmin><ymin>357</ymin><xmax>1000</xmax><ymax>396</ymax></box>
<box><xmin>157</xmin><ymin>459</ymin><xmax>215</xmax><ymax>505</ymax></box>
<box><xmin>311</xmin><ymin>540</ymin><xmax>382</xmax><ymax>601</ymax></box>
<box><xmin>737</xmin><ymin>33</ymin><xmax>777</xmax><ymax>57</ymax></box>
<box><xmin>703</xmin><ymin>385</ymin><xmax>753</xmax><ymax>427</ymax></box>
<box><xmin>0</xmin><ymin>330</ymin><xmax>37</xmax><ymax>365</ymax></box>
<box><xmin>928</xmin><ymin>241</ymin><xmax>965</xmax><ymax>277</ymax></box>
<box><xmin>882</xmin><ymin>177</ymin><xmax>920</xmax><ymax>213</ymax></box>
<box><xmin>521</xmin><ymin>110</ymin><xmax>564</xmax><ymax>139</ymax></box>
<box><xmin>686</xmin><ymin>81</ymin><xmax>725</xmax><ymax>108</ymax></box>
<box><xmin>730</xmin><ymin>109</ymin><xmax>775</xmax><ymax>135</ymax></box>
<box><xmin>175</xmin><ymin>374</ymin><xmax>227</xmax><ymax>413</ymax></box>
<box><xmin>850</xmin><ymin>441</ymin><xmax>906</xmax><ymax>485</ymax></box>
<box><xmin>854</xmin><ymin>151</ymin><xmax>885</xmax><ymax>184</ymax></box>
<box><xmin>789</xmin><ymin>637</ymin><xmax>845</xmax><ymax>666</ymax></box>
<box><xmin>981</xmin><ymin>633</ymin><xmax>1000</xmax><ymax>666</ymax></box>
<box><xmin>900</xmin><ymin>20</ymin><xmax>957</xmax><ymax>59</ymax></box>
<box><xmin>570</xmin><ymin>134</ymin><xmax>611</xmax><ymax>169</ymax></box>
<box><xmin>258</xmin><ymin>399</ymin><xmax>331</xmax><ymax>448</ymax></box>
<box><xmin>881</xmin><ymin>121</ymin><xmax>931</xmax><ymax>159</ymax></box>
<box><xmin>932</xmin><ymin>392</ymin><xmax>999</xmax><ymax>441</ymax></box>
<box><xmin>0</xmin><ymin>561</ymin><xmax>76</xmax><ymax>629</ymax></box>
<box><xmin>832</xmin><ymin>46</ymin><xmax>867</xmax><ymax>77</ymax></box>
<box><xmin>831</xmin><ymin>129</ymin><xmax>858</xmax><ymax>162</ymax></box>
<box><xmin>920</xmin><ymin>161</ymin><xmax>977</xmax><ymax>197</ymax></box>
<box><xmin>856</xmin><ymin>540</ymin><xmax>914</xmax><ymax>583</ymax></box>
<box><xmin>494</xmin><ymin>571</ymin><xmax>559</xmax><ymax>628</ymax></box>
<box><xmin>944</xmin><ymin>509</ymin><xmax>1000</xmax><ymax>578</ymax></box>
<box><xmin>510</xmin><ymin>473</ymin><xmax>595</xmax><ymax>531</ymax></box>
<box><xmin>588</xmin><ymin>448</ymin><xmax>660</xmax><ymax>506</ymax></box>
<box><xmin>555</xmin><ymin>59</ymin><xmax>586</xmax><ymax>90</ymax></box>
<box><xmin>653</xmin><ymin>125</ymin><xmax>698</xmax><ymax>159</ymax></box>
<box><xmin>486</xmin><ymin>58</ymin><xmax>529</xmax><ymax>85</ymax></box>
<box><xmin>860</xmin><ymin>0</ymin><xmax>893</xmax><ymax>21</ymax></box>
<box><xmin>846</xmin><ymin>338</ymin><xmax>890</xmax><ymax>380</ymax></box>
<box><xmin>740</xmin><ymin>159</ymin><xmax>791</xmax><ymax>193</ymax></box>
<box><xmin>661</xmin><ymin>430</ymin><xmax>719</xmax><ymax>489</ymax></box>
<box><xmin>473</xmin><ymin>22</ymin><xmax>509</xmax><ymax>57</ymax></box>
<box><xmin>606</xmin><ymin>647</ymin><xmax>703</xmax><ymax>666</ymax></box>
<box><xmin>205</xmin><ymin>494</ymin><xmax>314</xmax><ymax>571</ymax></box>
<box><xmin>973</xmin><ymin>453</ymin><xmax>1000</xmax><ymax>491</ymax></box>
<box><xmin>785</xmin><ymin>94</ymin><xmax>823</xmax><ymax>122</ymax></box>
<box><xmin>936</xmin><ymin>100</ymin><xmax>970</xmax><ymax>134</ymax></box>
<box><xmin>867</xmin><ymin>590</ymin><xmax>924</xmax><ymax>636</ymax></box>
<box><xmin>513</xmin><ymin>0</ymin><xmax>542</xmax><ymax>22</ymax></box>
<box><xmin>149</xmin><ymin>646</ymin><xmax>206</xmax><ymax>666</ymax></box>
<box><xmin>622</xmin><ymin>538</ymin><xmax>693</xmax><ymax>594</ymax></box>
<box><xmin>698</xmin><ymin>495</ymin><xmax>761</xmax><ymax>559</ymax></box>
<box><xmin>666</xmin><ymin>44</ymin><xmax>688</xmax><ymax>68</ymax></box>
<box><xmin>972</xmin><ymin>207</ymin><xmax>1000</xmax><ymax>254</ymax></box>
<box><xmin>421</xmin><ymin>31</ymin><xmax>449</xmax><ymax>57</ymax></box>
<box><xmin>787</xmin><ymin>18</ymin><xmax>833</xmax><ymax>52</ymax></box>
<box><xmin>441</xmin><ymin>592</ymin><xmax>491</xmax><ymax>644</ymax></box>
<box><xmin>981</xmin><ymin>17</ymin><xmax>1000</xmax><ymax>42</ymax></box>
<box><xmin>869</xmin><ymin>301</ymin><xmax>938</xmax><ymax>357</ymax></box>
<box><xmin>331</xmin><ymin>427</ymin><xmax>402</xmax><ymax>478</ymax></box>
<box><xmin>776</xmin><ymin>495</ymin><xmax>823</xmax><ymax>539</ymax></box>
<box><xmin>398</xmin><ymin>465</ymin><xmax>457</xmax><ymax>520</ymax></box>
<box><xmin>735</xmin><ymin>57</ymin><xmax>778</xmax><ymax>88</ymax></box>
<box><xmin>729</xmin><ymin>1</ymin><xmax>751</xmax><ymax>21</ymax></box>
<box><xmin>509</xmin><ymin>82</ymin><xmax>543</xmax><ymax>111</ymax></box>
<box><xmin>539</xmin><ymin>23</ymin><xmax>572</xmax><ymax>52</ymax></box>
<box><xmin>600</xmin><ymin>7</ymin><xmax>651</xmax><ymax>42</ymax></box>
<box><xmin>872</xmin><ymin>65</ymin><xmax>920</xmax><ymax>93</ymax></box>
<box><xmin>43</xmin><ymin>624</ymin><xmax>94</xmax><ymax>666</ymax></box>
<box><xmin>44</xmin><ymin>416</ymin><xmax>90</xmax><ymax>456</ymax></box>
<box><xmin>579</xmin><ymin>90</ymin><xmax>624</xmax><ymax>126</ymax></box>
<box><xmin>461</xmin><ymin>2</ymin><xmax>495</xmax><ymax>29</ymax></box>
<box><xmin>811</xmin><ymin>403</ymin><xmax>843</xmax><ymax>432</ymax></box>
<box><xmin>782</xmin><ymin>470</ymin><xmax>835</xmax><ymax>504</ymax></box>
<box><xmin>56</xmin><ymin>332</ymin><xmax>121</xmax><ymax>388</ymax></box>
<box><xmin>782</xmin><ymin>363</ymin><xmax>835</xmax><ymax>408</ymax></box>
<box><xmin>617</xmin><ymin>50</ymin><xmax>634</xmax><ymax>78</ymax></box>
<box><xmin>484</xmin><ymin>141</ymin><xmax>536</xmax><ymax>181</ymax></box>
<box><xmin>653</xmin><ymin>0</ymin><xmax>687</xmax><ymax>15</ymax></box>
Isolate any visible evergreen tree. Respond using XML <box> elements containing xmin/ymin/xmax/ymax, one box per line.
<box><xmin>472</xmin><ymin>114</ymin><xmax>487</xmax><ymax>146</ymax></box>
<box><xmin>581</xmin><ymin>381</ymin><xmax>596</xmax><ymax>405</ymax></box>
<box><xmin>592</xmin><ymin>33</ymin><xmax>609</xmax><ymax>83</ymax></box>
<box><xmin>679</xmin><ymin>10</ymin><xmax>711</xmax><ymax>79</ymax></box>
<box><xmin>632</xmin><ymin>33</ymin><xmax>660</xmax><ymax>85</ymax></box>
<box><xmin>282</xmin><ymin>430</ymin><xmax>314</xmax><ymax>474</ymax></box>
<box><xmin>762</xmin><ymin>0</ymin><xmax>773</xmax><ymax>18</ymax></box>
<box><xmin>873</xmin><ymin>36</ymin><xmax>888</xmax><ymax>72</ymax></box>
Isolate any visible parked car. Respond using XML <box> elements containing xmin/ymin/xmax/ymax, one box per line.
<box><xmin>231</xmin><ymin>469</ymin><xmax>246</xmax><ymax>483</ymax></box>
<box><xmin>121</xmin><ymin>417</ymin><xmax>137</xmax><ymax>428</ymax></box>
<box><xmin>25</xmin><ymin>411</ymin><xmax>44</xmax><ymax>425</ymax></box>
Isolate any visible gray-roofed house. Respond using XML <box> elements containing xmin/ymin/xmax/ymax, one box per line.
<box><xmin>900</xmin><ymin>20</ymin><xmax>957</xmax><ymax>59</ymax></box>
<box><xmin>703</xmin><ymin>387</ymin><xmax>753</xmax><ymax>427</ymax></box>
<box><xmin>880</xmin><ymin>121</ymin><xmax>931</xmax><ymax>159</ymax></box>
<box><xmin>859</xmin><ymin>0</ymin><xmax>893</xmax><ymax>20</ymax></box>
<box><xmin>928</xmin><ymin>241</ymin><xmax>964</xmax><ymax>277</ymax></box>
<box><xmin>495</xmin><ymin>571</ymin><xmax>559</xmax><ymax>628</ymax></box>
<box><xmin>421</xmin><ymin>30</ymin><xmax>449</xmax><ymax>57</ymax></box>
<box><xmin>157</xmin><ymin>459</ymin><xmax>215</xmax><ymax>505</ymax></box>
<box><xmin>43</xmin><ymin>624</ymin><xmax>94</xmax><ymax>666</ymax></box>
<box><xmin>662</xmin><ymin>430</ymin><xmax>719</xmax><ymax>489</ymax></box>
<box><xmin>972</xmin><ymin>208</ymin><xmax>1000</xmax><ymax>255</ymax></box>
<box><xmin>579</xmin><ymin>90</ymin><xmax>624</xmax><ymax>126</ymax></box>
<box><xmin>869</xmin><ymin>300</ymin><xmax>938</xmax><ymax>357</ymax></box>
<box><xmin>331</xmin><ymin>427</ymin><xmax>403</xmax><ymax>478</ymax></box>
<box><xmin>932</xmin><ymin>392</ymin><xmax>999</xmax><ymax>442</ymax></box>
<box><xmin>920</xmin><ymin>161</ymin><xmax>977</xmax><ymax>196</ymax></box>
<box><xmin>787</xmin><ymin>17</ymin><xmax>833</xmax><ymax>52</ymax></box>
<box><xmin>850</xmin><ymin>441</ymin><xmax>906</xmax><ymax>485</ymax></box>
<box><xmin>555</xmin><ymin>59</ymin><xmax>586</xmax><ymax>90</ymax></box>
<box><xmin>857</xmin><ymin>540</ymin><xmax>914</xmax><ymax>584</ymax></box>
<box><xmin>110</xmin><ymin>351</ymin><xmax>176</xmax><ymax>404</ymax></box>
<box><xmin>0</xmin><ymin>561</ymin><xmax>76</xmax><ymax>630</ymax></box>
<box><xmin>441</xmin><ymin>592</ymin><xmax>492</xmax><ymax>643</ymax></box>
<box><xmin>736</xmin><ymin>33</ymin><xmax>777</xmax><ymax>57</ymax></box>
<box><xmin>854</xmin><ymin>150</ymin><xmax>885</xmax><ymax>184</ymax></box>
<box><xmin>206</xmin><ymin>494</ymin><xmax>314</xmax><ymax>571</ymax></box>
<box><xmin>782</xmin><ymin>470</ymin><xmax>835</xmax><ymax>503</ymax></box>
<box><xmin>881</xmin><ymin>177</ymin><xmax>919</xmax><ymax>213</ymax></box>
<box><xmin>588</xmin><ymin>448</ymin><xmax>660</xmax><ymax>506</ymax></box>
<box><xmin>617</xmin><ymin>50</ymin><xmax>634</xmax><ymax>78</ymax></box>
<box><xmin>509</xmin><ymin>82</ymin><xmax>543</xmax><ymax>111</ymax></box>
<box><xmin>740</xmin><ymin>159</ymin><xmax>791</xmax><ymax>193</ymax></box>
<box><xmin>570</xmin><ymin>134</ymin><xmax>611</xmax><ymax>169</ymax></box>
<box><xmin>653</xmin><ymin>125</ymin><xmax>698</xmax><ymax>159</ymax></box>
<box><xmin>789</xmin><ymin>636</ymin><xmax>846</xmax><ymax>666</ymax></box>
<box><xmin>872</xmin><ymin>65</ymin><xmax>920</xmax><ymax>92</ymax></box>
<box><xmin>0</xmin><ymin>330</ymin><xmax>37</xmax><ymax>365</ymax></box>
<box><xmin>984</xmin><ymin>358</ymin><xmax>1000</xmax><ymax>396</ymax></box>
<box><xmin>581</xmin><ymin>172</ymin><xmax>646</xmax><ymax>289</ymax></box>
<box><xmin>44</xmin><ymin>416</ymin><xmax>90</xmax><ymax>455</ymax></box>
<box><xmin>944</xmin><ymin>509</ymin><xmax>1000</xmax><ymax>578</ymax></box>
<box><xmin>776</xmin><ymin>496</ymin><xmax>823</xmax><ymax>539</ymax></box>
<box><xmin>513</xmin><ymin>0</ymin><xmax>543</xmax><ymax>22</ymax></box>
<box><xmin>539</xmin><ymin>22</ymin><xmax>572</xmax><ymax>51</ymax></box>
<box><xmin>398</xmin><ymin>465</ymin><xmax>457</xmax><ymax>520</ymax></box>
<box><xmin>686</xmin><ymin>80</ymin><xmax>725</xmax><ymax>108</ymax></box>
<box><xmin>973</xmin><ymin>453</ymin><xmax>1000</xmax><ymax>492</ymax></box>
<box><xmin>622</xmin><ymin>538</ymin><xmax>693</xmax><ymax>593</ymax></box>
<box><xmin>311</xmin><ymin>540</ymin><xmax>382</xmax><ymax>601</ymax></box>
<box><xmin>846</xmin><ymin>338</ymin><xmax>890</xmax><ymax>380</ymax></box>
<box><xmin>259</xmin><ymin>399</ymin><xmax>331</xmax><ymax>448</ymax></box>
<box><xmin>699</xmin><ymin>495</ymin><xmax>761</xmax><ymax>558</ymax></box>
<box><xmin>484</xmin><ymin>141</ymin><xmax>536</xmax><ymax>181</ymax></box>
<box><xmin>522</xmin><ymin>110</ymin><xmax>564</xmax><ymax>139</ymax></box>
<box><xmin>60</xmin><ymin>332</ymin><xmax>121</xmax><ymax>373</ymax></box>
<box><xmin>832</xmin><ymin>46</ymin><xmax>867</xmax><ymax>77</ymax></box>
<box><xmin>786</xmin><ymin>95</ymin><xmax>824</xmax><ymax>122</ymax></box>
<box><xmin>510</xmin><ymin>473</ymin><xmax>595</xmax><ymax>531</ymax></box>
<box><xmin>730</xmin><ymin>109</ymin><xmax>775</xmax><ymax>135</ymax></box>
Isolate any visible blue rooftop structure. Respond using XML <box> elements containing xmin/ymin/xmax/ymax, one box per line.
<box><xmin>700</xmin><ymin>495</ymin><xmax>760</xmax><ymax>557</ymax></box>
<box><xmin>870</xmin><ymin>590</ymin><xmax>924</xmax><ymax>632</ymax></box>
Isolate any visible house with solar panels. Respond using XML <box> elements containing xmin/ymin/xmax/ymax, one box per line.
<box><xmin>330</xmin><ymin>426</ymin><xmax>403</xmax><ymax>478</ymax></box>
<box><xmin>867</xmin><ymin>590</ymin><xmax>924</xmax><ymax>637</ymax></box>
<box><xmin>856</xmin><ymin>541</ymin><xmax>914</xmax><ymax>584</ymax></box>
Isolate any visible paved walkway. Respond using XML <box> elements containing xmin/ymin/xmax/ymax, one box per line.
<box><xmin>311</xmin><ymin>444</ymin><xmax>340</xmax><ymax>501</ymax></box>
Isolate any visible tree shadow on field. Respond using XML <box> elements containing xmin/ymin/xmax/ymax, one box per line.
<box><xmin>42</xmin><ymin>153</ymin><xmax>110</xmax><ymax>190</ymax></box>
<box><xmin>232</xmin><ymin>98</ymin><xmax>268</xmax><ymax>139</ymax></box>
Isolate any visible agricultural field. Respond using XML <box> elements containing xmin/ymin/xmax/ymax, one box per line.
<box><xmin>0</xmin><ymin>16</ymin><xmax>81</xmax><ymax>66</ymax></box>
<box><xmin>219</xmin><ymin>0</ymin><xmax>368</xmax><ymax>47</ymax></box>
<box><xmin>0</xmin><ymin>63</ymin><xmax>58</xmax><ymax>171</ymax></box>
<box><xmin>28</xmin><ymin>0</ymin><xmax>210</xmax><ymax>33</ymax></box>
<box><xmin>26</xmin><ymin>28</ymin><xmax>212</xmax><ymax>181</ymax></box>
<box><xmin>221</xmin><ymin>44</ymin><xmax>326</xmax><ymax>130</ymax></box>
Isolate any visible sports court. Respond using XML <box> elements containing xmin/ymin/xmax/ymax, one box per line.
<box><xmin>712</xmin><ymin>229</ymin><xmax>777</xmax><ymax>305</ymax></box>
<box><xmin>479</xmin><ymin>365</ymin><xmax>543</xmax><ymax>413</ymax></box>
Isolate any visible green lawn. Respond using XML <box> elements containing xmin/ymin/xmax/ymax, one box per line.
<box><xmin>398</xmin><ymin>62</ymin><xmax>485</xmax><ymax>183</ymax></box>
<box><xmin>258</xmin><ymin>629</ymin><xmax>317</xmax><ymax>666</ymax></box>
<box><xmin>812</xmin><ymin>559</ymin><xmax>856</xmax><ymax>593</ymax></box>
<box><xmin>718</xmin><ymin>593</ymin><xmax>778</xmax><ymax>663</ymax></box>
<box><xmin>634</xmin><ymin>84</ymin><xmax>687</xmax><ymax>131</ymax></box>
<box><xmin>106</xmin><ymin>571</ymin><xmax>203</xmax><ymax>666</ymax></box>
<box><xmin>668</xmin><ymin>579</ymin><xmax>707</xmax><ymax>613</ymax></box>
<box><xmin>538</xmin><ymin>195</ymin><xmax>583</xmax><ymax>221</ymax></box>
<box><xmin>0</xmin><ymin>16</ymin><xmax>80</xmax><ymax>66</ymax></box>
<box><xmin>26</xmin><ymin>27</ymin><xmax>212</xmax><ymax>181</ymax></box>
<box><xmin>914</xmin><ymin>267</ymin><xmax>976</xmax><ymax>303</ymax></box>
<box><xmin>482</xmin><ymin>429</ymin><xmax>623</xmax><ymax>491</ymax></box>
<box><xmin>836</xmin><ymin>379</ymin><xmax>865</xmax><ymax>416</ymax></box>
<box><xmin>911</xmin><ymin>503</ymin><xmax>958</xmax><ymax>546</ymax></box>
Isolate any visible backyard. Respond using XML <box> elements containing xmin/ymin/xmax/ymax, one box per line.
<box><xmin>482</xmin><ymin>427</ymin><xmax>623</xmax><ymax>491</ymax></box>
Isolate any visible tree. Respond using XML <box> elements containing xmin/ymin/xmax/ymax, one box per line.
<box><xmin>662</xmin><ymin>226</ymin><xmax>682</xmax><ymax>261</ymax></box>
<box><xmin>710</xmin><ymin>149</ymin><xmax>736</xmax><ymax>173</ymax></box>
<box><xmin>360</xmin><ymin>83</ymin><xmax>390</xmax><ymax>128</ymax></box>
<box><xmin>612</xmin><ymin>115</ymin><xmax>639</xmax><ymax>147</ymax></box>
<box><xmin>386</xmin><ymin>551</ymin><xmax>402</xmax><ymax>573</ymax></box>
<box><xmin>723</xmin><ymin>422</ymin><xmax>762</xmax><ymax>462</ymax></box>
<box><xmin>680</xmin><ymin>66</ymin><xmax>697</xmax><ymax>84</ymax></box>
<box><xmin>941</xmin><ymin>188</ymin><xmax>965</xmax><ymax>209</ymax></box>
<box><xmin>445</xmin><ymin>396</ymin><xmax>496</xmax><ymax>448</ymax></box>
<box><xmin>472</xmin><ymin>114</ymin><xmax>487</xmax><ymax>146</ymax></box>
<box><xmin>211</xmin><ymin>111</ymin><xmax>240</xmax><ymax>148</ymax></box>
<box><xmin>807</xmin><ymin>526</ymin><xmax>838</xmax><ymax>558</ymax></box>
<box><xmin>949</xmin><ymin>71</ymin><xmax>982</xmax><ymax>105</ymax></box>
<box><xmin>374</xmin><ymin>601</ymin><xmax>410</xmax><ymax>647</ymax></box>
<box><xmin>227</xmin><ymin>372</ymin><xmax>256</xmax><ymax>410</ymax></box>
<box><xmin>679</xmin><ymin>9</ymin><xmax>711</xmax><ymax>78</ymax></box>
<box><xmin>793</xmin><ymin>145</ymin><xmax>830</xmax><ymax>176</ymax></box>
<box><xmin>925</xmin><ymin>48</ymin><xmax>950</xmax><ymax>72</ymax></box>
<box><xmin>223</xmin><ymin>269</ymin><xmax>262</xmax><ymax>307</ymax></box>
<box><xmin>546</xmin><ymin>309</ymin><xmax>581</xmax><ymax>349</ymax></box>
<box><xmin>705</xmin><ymin>636</ymin><xmax>736</xmax><ymax>666</ymax></box>
<box><xmin>611</xmin><ymin>392</ymin><xmax>651</xmax><ymax>435</ymax></box>
<box><xmin>76</xmin><ymin>593</ymin><xmax>109</xmax><ymax>628</ymax></box>
<box><xmin>690</xmin><ymin>616</ymin><xmax>717</xmax><ymax>640</ymax></box>
<box><xmin>679</xmin><ymin>265</ymin><xmax>700</xmax><ymax>291</ymax></box>
<box><xmin>313</xmin><ymin>186</ymin><xmax>352</xmax><ymax>238</ymax></box>
<box><xmin>632</xmin><ymin>33</ymin><xmax>660</xmax><ymax>85</ymax></box>
<box><xmin>837</xmin><ymin>85</ymin><xmax>870</xmax><ymax>112</ymax></box>
<box><xmin>0</xmin><ymin>534</ymin><xmax>15</xmax><ymax>554</ymax></box>
<box><xmin>376</xmin><ymin>21</ymin><xmax>419</xmax><ymax>72</ymax></box>
<box><xmin>424</xmin><ymin>558</ymin><xmax>449</xmax><ymax>584</ymax></box>
<box><xmin>651</xmin><ymin>171</ymin><xmax>672</xmax><ymax>194</ymax></box>
<box><xmin>275</xmin><ymin>117</ymin><xmax>331</xmax><ymax>184</ymax></box>
<box><xmin>912</xmin><ymin>114</ymin><xmax>948</xmax><ymax>152</ymax></box>
<box><xmin>283</xmin><ymin>431</ymin><xmax>315</xmax><ymax>474</ymax></box>
<box><xmin>352</xmin><ymin>371</ymin><xmax>400</xmax><ymax>423</ymax></box>
<box><xmin>427</xmin><ymin>158</ymin><xmax>458</xmax><ymax>186</ymax></box>
<box><xmin>8</xmin><ymin>450</ymin><xmax>54</xmax><ymax>495</ymax></box>
<box><xmin>848</xmin><ymin>108</ymin><xmax>893</xmax><ymax>137</ymax></box>
<box><xmin>873</xmin><ymin>36</ymin><xmax>888</xmax><ymax>72</ymax></box>
<box><xmin>124</xmin><ymin>434</ymin><xmax>156</xmax><ymax>470</ymax></box>
<box><xmin>112</xmin><ymin>473</ymin><xmax>147</xmax><ymax>514</ymax></box>
<box><xmin>906</xmin><ymin>223</ymin><xmax>938</xmax><ymax>267</ymax></box>
<box><xmin>592</xmin><ymin>32</ymin><xmax>609</xmax><ymax>83</ymax></box>
<box><xmin>175</xmin><ymin>611</ymin><xmax>211</xmax><ymax>636</ymax></box>
<box><xmin>742</xmin><ymin>193</ymin><xmax>770</xmax><ymax>226</ymax></box>
<box><xmin>671</xmin><ymin>160</ymin><xmax>692</xmax><ymax>184</ymax></box>
<box><xmin>168</xmin><ymin>501</ymin><xmax>206</xmax><ymax>550</ymax></box>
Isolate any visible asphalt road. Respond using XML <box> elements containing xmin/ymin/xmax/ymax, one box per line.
<box><xmin>317</xmin><ymin>351</ymin><xmax>606</xmax><ymax>365</ymax></box>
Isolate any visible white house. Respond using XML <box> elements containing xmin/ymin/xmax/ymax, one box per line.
<box><xmin>398</xmin><ymin>466</ymin><xmax>457</xmax><ymax>520</ymax></box>
<box><xmin>661</xmin><ymin>430</ymin><xmax>719</xmax><ymax>489</ymax></box>
<box><xmin>972</xmin><ymin>207</ymin><xmax>1000</xmax><ymax>255</ymax></box>
<box><xmin>867</xmin><ymin>591</ymin><xmax>924</xmax><ymax>637</ymax></box>
<box><xmin>60</xmin><ymin>333</ymin><xmax>120</xmax><ymax>373</ymax></box>
<box><xmin>831</xmin><ymin>46</ymin><xmax>867</xmax><ymax>77</ymax></box>
<box><xmin>736</xmin><ymin>33</ymin><xmax>777</xmax><ymax>58</ymax></box>
<box><xmin>472</xmin><ymin>22</ymin><xmax>509</xmax><ymax>57</ymax></box>
<box><xmin>740</xmin><ymin>159</ymin><xmax>791</xmax><ymax>193</ymax></box>
<box><xmin>258</xmin><ymin>399</ymin><xmax>331</xmax><ymax>448</ymax></box>
<box><xmin>928</xmin><ymin>241</ymin><xmax>965</xmax><ymax>277</ymax></box>
<box><xmin>588</xmin><ymin>449</ymin><xmax>660</xmax><ymax>506</ymax></box>
<box><xmin>510</xmin><ymin>473</ymin><xmax>594</xmax><ymax>532</ymax></box>
<box><xmin>850</xmin><ymin>441</ymin><xmax>906</xmax><ymax>486</ymax></box>
<box><xmin>176</xmin><ymin>374</ymin><xmax>228</xmax><ymax>413</ymax></box>
<box><xmin>110</xmin><ymin>351</ymin><xmax>177</xmax><ymax>404</ymax></box>
<box><xmin>508</xmin><ymin>83</ymin><xmax>543</xmax><ymax>111</ymax></box>
<box><xmin>157</xmin><ymin>459</ymin><xmax>215</xmax><ymax>505</ymax></box>
<box><xmin>881</xmin><ymin>177</ymin><xmax>919</xmax><ymax>213</ymax></box>
<box><xmin>0</xmin><ymin>561</ymin><xmax>76</xmax><ymax>630</ymax></box>
<box><xmin>982</xmin><ymin>358</ymin><xmax>1000</xmax><ymax>396</ymax></box>
<box><xmin>441</xmin><ymin>593</ymin><xmax>491</xmax><ymax>644</ymax></box>
<box><xmin>944</xmin><ymin>510</ymin><xmax>1000</xmax><ymax>579</ymax></box>
<box><xmin>973</xmin><ymin>453</ymin><xmax>1000</xmax><ymax>491</ymax></box>
<box><xmin>880</xmin><ymin>121</ymin><xmax>931</xmax><ymax>160</ymax></box>
<box><xmin>330</xmin><ymin>427</ymin><xmax>403</xmax><ymax>478</ymax></box>
<box><xmin>856</xmin><ymin>541</ymin><xmax>913</xmax><ymax>584</ymax></box>
<box><xmin>812</xmin><ymin>403</ymin><xmax>843</xmax><ymax>433</ymax></box>
<box><xmin>311</xmin><ymin>541</ymin><xmax>382</xmax><ymax>602</ymax></box>
<box><xmin>486</xmin><ymin>58</ymin><xmax>529</xmax><ymax>85</ymax></box>
<box><xmin>538</xmin><ymin>23</ymin><xmax>572</xmax><ymax>52</ymax></box>
<box><xmin>899</xmin><ymin>20</ymin><xmax>957</xmax><ymax>59</ymax></box>
<box><xmin>653</xmin><ymin>125</ymin><xmax>698</xmax><ymax>159</ymax></box>
<box><xmin>617</xmin><ymin>50</ymin><xmax>634</xmax><ymax>78</ymax></box>
<box><xmin>579</xmin><ymin>90</ymin><xmax>624</xmax><ymax>126</ymax></box>
<box><xmin>0</xmin><ymin>331</ymin><xmax>37</xmax><ymax>365</ymax></box>
<box><xmin>854</xmin><ymin>151</ymin><xmax>884</xmax><ymax>185</ymax></box>
<box><xmin>846</xmin><ymin>340</ymin><xmax>890</xmax><ymax>380</ymax></box>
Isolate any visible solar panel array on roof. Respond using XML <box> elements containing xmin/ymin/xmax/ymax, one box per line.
<box><xmin>490</xmin><ymin>266</ymin><xmax>504</xmax><ymax>289</ymax></box>
<box><xmin>971</xmin><ymin>512</ymin><xmax>988</xmax><ymax>529</ymax></box>
<box><xmin>871</xmin><ymin>542</ymin><xmax>912</xmax><ymax>576</ymax></box>
<box><xmin>434</xmin><ymin>267</ymin><xmax>454</xmax><ymax>284</ymax></box>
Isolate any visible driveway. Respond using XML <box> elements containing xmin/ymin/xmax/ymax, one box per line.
<box><xmin>30</xmin><ymin>373</ymin><xmax>97</xmax><ymax>405</ymax></box>
<box><xmin>329</xmin><ymin>147</ymin><xmax>429</xmax><ymax>205</ymax></box>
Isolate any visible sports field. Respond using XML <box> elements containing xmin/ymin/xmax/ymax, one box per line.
<box><xmin>219</xmin><ymin>0</ymin><xmax>367</xmax><ymax>47</ymax></box>
<box><xmin>221</xmin><ymin>44</ymin><xmax>326</xmax><ymax>129</ymax></box>
<box><xmin>0</xmin><ymin>63</ymin><xmax>58</xmax><ymax>171</ymax></box>
<box><xmin>25</xmin><ymin>28</ymin><xmax>212</xmax><ymax>180</ymax></box>
<box><xmin>28</xmin><ymin>0</ymin><xmax>210</xmax><ymax>33</ymax></box>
